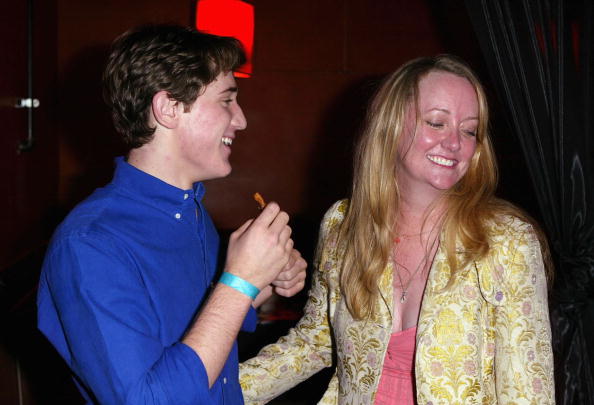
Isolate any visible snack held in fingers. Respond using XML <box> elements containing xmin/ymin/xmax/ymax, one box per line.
<box><xmin>253</xmin><ymin>192</ymin><xmax>266</xmax><ymax>209</ymax></box>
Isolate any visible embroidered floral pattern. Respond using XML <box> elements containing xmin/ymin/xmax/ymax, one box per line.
<box><xmin>240</xmin><ymin>201</ymin><xmax>555</xmax><ymax>405</ymax></box>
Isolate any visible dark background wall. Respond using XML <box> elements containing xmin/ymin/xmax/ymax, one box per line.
<box><xmin>0</xmin><ymin>1</ymin><xmax>538</xmax><ymax>403</ymax></box>
<box><xmin>55</xmin><ymin>0</ymin><xmax>537</xmax><ymax>233</ymax></box>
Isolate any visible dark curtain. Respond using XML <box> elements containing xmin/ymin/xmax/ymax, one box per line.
<box><xmin>465</xmin><ymin>1</ymin><xmax>594</xmax><ymax>404</ymax></box>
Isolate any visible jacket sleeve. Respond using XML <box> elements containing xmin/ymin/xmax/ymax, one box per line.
<box><xmin>493</xmin><ymin>222</ymin><xmax>555</xmax><ymax>404</ymax></box>
<box><xmin>37</xmin><ymin>233</ymin><xmax>213</xmax><ymax>405</ymax></box>
<box><xmin>239</xmin><ymin>201</ymin><xmax>345</xmax><ymax>404</ymax></box>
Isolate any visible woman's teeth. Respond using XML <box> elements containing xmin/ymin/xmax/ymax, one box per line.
<box><xmin>427</xmin><ymin>155</ymin><xmax>455</xmax><ymax>167</ymax></box>
<box><xmin>222</xmin><ymin>137</ymin><xmax>232</xmax><ymax>146</ymax></box>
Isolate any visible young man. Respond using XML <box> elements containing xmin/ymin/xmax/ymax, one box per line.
<box><xmin>37</xmin><ymin>24</ymin><xmax>306</xmax><ymax>404</ymax></box>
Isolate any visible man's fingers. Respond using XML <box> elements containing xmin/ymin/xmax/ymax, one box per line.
<box><xmin>284</xmin><ymin>236</ymin><xmax>294</xmax><ymax>253</ymax></box>
<box><xmin>231</xmin><ymin>219</ymin><xmax>253</xmax><ymax>240</ymax></box>
<box><xmin>226</xmin><ymin>201</ymin><xmax>300</xmax><ymax>290</ymax></box>
<box><xmin>284</xmin><ymin>250</ymin><xmax>298</xmax><ymax>271</ymax></box>
<box><xmin>274</xmin><ymin>279</ymin><xmax>306</xmax><ymax>298</ymax></box>
<box><xmin>278</xmin><ymin>250</ymin><xmax>303</xmax><ymax>279</ymax></box>
<box><xmin>268</xmin><ymin>210</ymin><xmax>290</xmax><ymax>237</ymax></box>
<box><xmin>273</xmin><ymin>255</ymin><xmax>306</xmax><ymax>286</ymax></box>
<box><xmin>278</xmin><ymin>225</ymin><xmax>292</xmax><ymax>248</ymax></box>
<box><xmin>252</xmin><ymin>202</ymin><xmax>281</xmax><ymax>227</ymax></box>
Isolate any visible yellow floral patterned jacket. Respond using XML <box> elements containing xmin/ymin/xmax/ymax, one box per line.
<box><xmin>240</xmin><ymin>200</ymin><xmax>555</xmax><ymax>404</ymax></box>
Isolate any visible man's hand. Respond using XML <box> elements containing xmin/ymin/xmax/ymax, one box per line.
<box><xmin>252</xmin><ymin>249</ymin><xmax>307</xmax><ymax>308</ymax></box>
<box><xmin>272</xmin><ymin>249</ymin><xmax>307</xmax><ymax>297</ymax></box>
<box><xmin>225</xmin><ymin>202</ymin><xmax>293</xmax><ymax>290</ymax></box>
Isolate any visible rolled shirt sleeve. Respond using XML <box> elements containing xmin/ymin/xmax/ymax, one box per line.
<box><xmin>39</xmin><ymin>233</ymin><xmax>214</xmax><ymax>404</ymax></box>
<box><xmin>38</xmin><ymin>158</ymin><xmax>251</xmax><ymax>404</ymax></box>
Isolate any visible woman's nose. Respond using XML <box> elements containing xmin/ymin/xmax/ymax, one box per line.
<box><xmin>441</xmin><ymin>128</ymin><xmax>461</xmax><ymax>151</ymax></box>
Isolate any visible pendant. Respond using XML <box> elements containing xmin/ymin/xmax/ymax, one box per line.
<box><xmin>400</xmin><ymin>291</ymin><xmax>407</xmax><ymax>303</ymax></box>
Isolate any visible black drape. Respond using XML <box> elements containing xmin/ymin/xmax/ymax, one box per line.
<box><xmin>465</xmin><ymin>1</ymin><xmax>594</xmax><ymax>404</ymax></box>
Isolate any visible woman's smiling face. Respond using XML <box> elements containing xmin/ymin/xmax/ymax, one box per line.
<box><xmin>397</xmin><ymin>70</ymin><xmax>479</xmax><ymax>200</ymax></box>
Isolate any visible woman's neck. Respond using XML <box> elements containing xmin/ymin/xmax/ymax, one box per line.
<box><xmin>396</xmin><ymin>193</ymin><xmax>446</xmax><ymax>238</ymax></box>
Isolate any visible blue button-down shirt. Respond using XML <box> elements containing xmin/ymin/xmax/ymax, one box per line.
<box><xmin>38</xmin><ymin>157</ymin><xmax>256</xmax><ymax>404</ymax></box>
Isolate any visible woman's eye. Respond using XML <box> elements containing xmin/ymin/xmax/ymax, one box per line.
<box><xmin>426</xmin><ymin>121</ymin><xmax>443</xmax><ymax>129</ymax></box>
<box><xmin>222</xmin><ymin>99</ymin><xmax>233</xmax><ymax>105</ymax></box>
<box><xmin>463</xmin><ymin>129</ymin><xmax>477</xmax><ymax>137</ymax></box>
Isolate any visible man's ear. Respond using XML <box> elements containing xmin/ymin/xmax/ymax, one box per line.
<box><xmin>151</xmin><ymin>90</ymin><xmax>181</xmax><ymax>129</ymax></box>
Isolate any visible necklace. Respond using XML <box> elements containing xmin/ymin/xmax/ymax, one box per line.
<box><xmin>393</xmin><ymin>230</ymin><xmax>431</xmax><ymax>244</ymax></box>
<box><xmin>393</xmin><ymin>235</ymin><xmax>438</xmax><ymax>303</ymax></box>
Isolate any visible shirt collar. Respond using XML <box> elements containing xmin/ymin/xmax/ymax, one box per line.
<box><xmin>111</xmin><ymin>156</ymin><xmax>205</xmax><ymax>210</ymax></box>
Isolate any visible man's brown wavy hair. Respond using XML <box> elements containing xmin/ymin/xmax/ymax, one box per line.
<box><xmin>103</xmin><ymin>24</ymin><xmax>246</xmax><ymax>148</ymax></box>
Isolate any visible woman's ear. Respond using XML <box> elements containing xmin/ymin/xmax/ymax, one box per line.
<box><xmin>151</xmin><ymin>90</ymin><xmax>180</xmax><ymax>129</ymax></box>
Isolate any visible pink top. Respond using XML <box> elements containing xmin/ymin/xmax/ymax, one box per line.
<box><xmin>374</xmin><ymin>326</ymin><xmax>417</xmax><ymax>405</ymax></box>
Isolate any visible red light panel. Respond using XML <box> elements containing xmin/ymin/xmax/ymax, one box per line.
<box><xmin>195</xmin><ymin>0</ymin><xmax>254</xmax><ymax>77</ymax></box>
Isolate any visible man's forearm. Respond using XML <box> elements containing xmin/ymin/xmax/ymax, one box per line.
<box><xmin>182</xmin><ymin>283</ymin><xmax>253</xmax><ymax>387</ymax></box>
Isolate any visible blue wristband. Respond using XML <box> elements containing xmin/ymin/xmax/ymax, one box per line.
<box><xmin>219</xmin><ymin>272</ymin><xmax>260</xmax><ymax>300</ymax></box>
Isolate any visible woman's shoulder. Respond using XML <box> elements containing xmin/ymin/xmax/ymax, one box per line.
<box><xmin>317</xmin><ymin>199</ymin><xmax>349</xmax><ymax>256</ymax></box>
<box><xmin>475</xmin><ymin>212</ymin><xmax>545</xmax><ymax>305</ymax></box>
<box><xmin>480</xmin><ymin>209</ymin><xmax>548</xmax><ymax>281</ymax></box>
<box><xmin>318</xmin><ymin>199</ymin><xmax>349</xmax><ymax>237</ymax></box>
<box><xmin>322</xmin><ymin>199</ymin><xmax>349</xmax><ymax>224</ymax></box>
<box><xmin>487</xmin><ymin>212</ymin><xmax>536</xmax><ymax>243</ymax></box>
<box><xmin>480</xmin><ymin>199</ymin><xmax>539</xmax><ymax>246</ymax></box>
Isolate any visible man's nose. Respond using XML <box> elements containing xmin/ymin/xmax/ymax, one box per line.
<box><xmin>232</xmin><ymin>103</ymin><xmax>247</xmax><ymax>130</ymax></box>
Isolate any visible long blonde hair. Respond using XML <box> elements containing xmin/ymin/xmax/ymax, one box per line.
<box><xmin>339</xmin><ymin>55</ymin><xmax>550</xmax><ymax>320</ymax></box>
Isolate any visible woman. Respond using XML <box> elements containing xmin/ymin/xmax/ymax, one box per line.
<box><xmin>240</xmin><ymin>55</ymin><xmax>555</xmax><ymax>404</ymax></box>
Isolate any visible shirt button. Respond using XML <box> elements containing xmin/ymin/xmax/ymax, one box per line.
<box><xmin>223</xmin><ymin>377</ymin><xmax>227</xmax><ymax>384</ymax></box>
<box><xmin>183</xmin><ymin>193</ymin><xmax>189</xmax><ymax>200</ymax></box>
<box><xmin>175</xmin><ymin>213</ymin><xmax>181</xmax><ymax>219</ymax></box>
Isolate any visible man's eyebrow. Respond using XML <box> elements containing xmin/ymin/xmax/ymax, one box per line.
<box><xmin>219</xmin><ymin>87</ymin><xmax>238</xmax><ymax>94</ymax></box>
